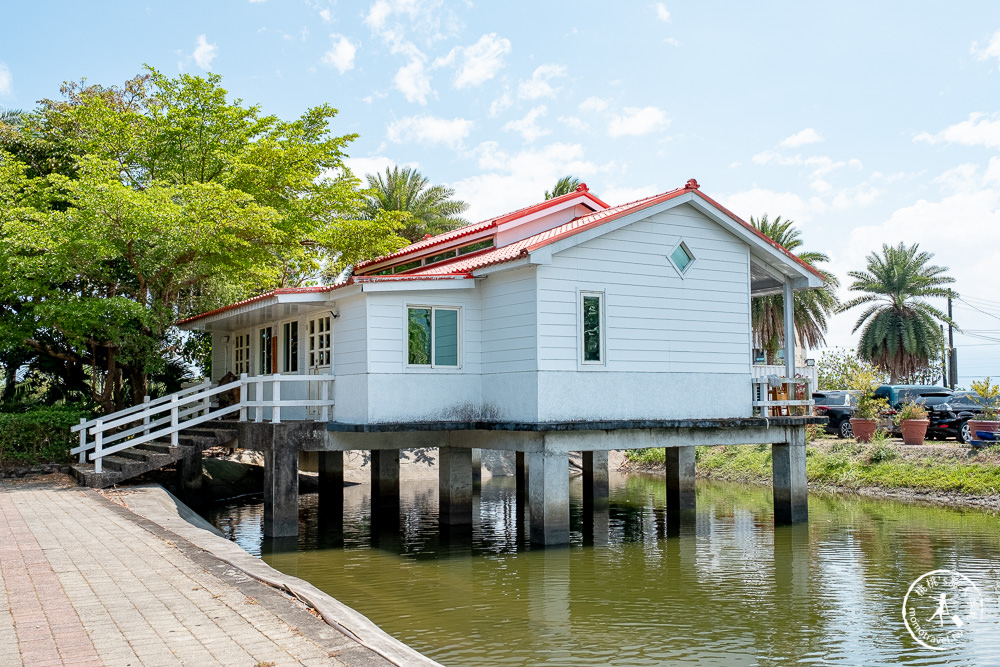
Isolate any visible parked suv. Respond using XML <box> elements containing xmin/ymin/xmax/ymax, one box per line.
<box><xmin>873</xmin><ymin>384</ymin><xmax>950</xmax><ymax>408</ymax></box>
<box><xmin>812</xmin><ymin>390</ymin><xmax>856</xmax><ymax>438</ymax></box>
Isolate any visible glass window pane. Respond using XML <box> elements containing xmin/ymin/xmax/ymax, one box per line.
<box><xmin>671</xmin><ymin>244</ymin><xmax>693</xmax><ymax>273</ymax></box>
<box><xmin>408</xmin><ymin>308</ymin><xmax>432</xmax><ymax>365</ymax></box>
<box><xmin>434</xmin><ymin>309</ymin><xmax>459</xmax><ymax>366</ymax></box>
<box><xmin>582</xmin><ymin>296</ymin><xmax>601</xmax><ymax>362</ymax></box>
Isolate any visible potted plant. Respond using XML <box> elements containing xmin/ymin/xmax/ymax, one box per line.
<box><xmin>848</xmin><ymin>370</ymin><xmax>888</xmax><ymax>443</ymax></box>
<box><xmin>968</xmin><ymin>377</ymin><xmax>1000</xmax><ymax>445</ymax></box>
<box><xmin>895</xmin><ymin>400</ymin><xmax>929</xmax><ymax>445</ymax></box>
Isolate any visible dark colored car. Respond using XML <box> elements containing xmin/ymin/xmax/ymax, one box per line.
<box><xmin>926</xmin><ymin>391</ymin><xmax>996</xmax><ymax>443</ymax></box>
<box><xmin>812</xmin><ymin>391</ymin><xmax>856</xmax><ymax>438</ymax></box>
<box><xmin>873</xmin><ymin>384</ymin><xmax>950</xmax><ymax>408</ymax></box>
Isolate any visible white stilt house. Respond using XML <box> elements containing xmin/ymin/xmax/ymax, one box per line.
<box><xmin>178</xmin><ymin>179</ymin><xmax>824</xmax><ymax>423</ymax></box>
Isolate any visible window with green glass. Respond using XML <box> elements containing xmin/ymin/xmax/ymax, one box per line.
<box><xmin>407</xmin><ymin>306</ymin><xmax>460</xmax><ymax>367</ymax></box>
<box><xmin>458</xmin><ymin>239</ymin><xmax>494</xmax><ymax>255</ymax></box>
<box><xmin>426</xmin><ymin>249</ymin><xmax>458</xmax><ymax>265</ymax></box>
<box><xmin>669</xmin><ymin>242</ymin><xmax>695</xmax><ymax>275</ymax></box>
<box><xmin>580</xmin><ymin>292</ymin><xmax>603</xmax><ymax>364</ymax></box>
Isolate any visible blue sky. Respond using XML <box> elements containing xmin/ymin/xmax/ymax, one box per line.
<box><xmin>3</xmin><ymin>1</ymin><xmax>1000</xmax><ymax>383</ymax></box>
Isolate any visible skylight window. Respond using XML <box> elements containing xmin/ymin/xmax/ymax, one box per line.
<box><xmin>669</xmin><ymin>241</ymin><xmax>695</xmax><ymax>276</ymax></box>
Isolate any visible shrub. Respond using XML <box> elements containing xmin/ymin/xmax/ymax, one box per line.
<box><xmin>0</xmin><ymin>405</ymin><xmax>92</xmax><ymax>466</ymax></box>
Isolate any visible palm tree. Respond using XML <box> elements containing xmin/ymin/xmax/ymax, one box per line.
<box><xmin>840</xmin><ymin>242</ymin><xmax>955</xmax><ymax>382</ymax></box>
<box><xmin>364</xmin><ymin>167</ymin><xmax>469</xmax><ymax>244</ymax></box>
<box><xmin>750</xmin><ymin>215</ymin><xmax>840</xmax><ymax>364</ymax></box>
<box><xmin>545</xmin><ymin>176</ymin><xmax>581</xmax><ymax>200</ymax></box>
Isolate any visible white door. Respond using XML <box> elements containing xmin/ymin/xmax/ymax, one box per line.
<box><xmin>307</xmin><ymin>316</ymin><xmax>332</xmax><ymax>415</ymax></box>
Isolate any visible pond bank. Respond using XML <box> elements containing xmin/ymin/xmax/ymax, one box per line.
<box><xmin>621</xmin><ymin>439</ymin><xmax>1000</xmax><ymax>512</ymax></box>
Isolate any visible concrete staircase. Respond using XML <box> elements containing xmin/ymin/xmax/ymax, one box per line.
<box><xmin>72</xmin><ymin>422</ymin><xmax>238</xmax><ymax>489</ymax></box>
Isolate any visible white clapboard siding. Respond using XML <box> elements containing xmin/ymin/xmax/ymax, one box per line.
<box><xmin>537</xmin><ymin>202</ymin><xmax>751</xmax><ymax>378</ymax></box>
<box><xmin>480</xmin><ymin>267</ymin><xmax>537</xmax><ymax>374</ymax></box>
<box><xmin>332</xmin><ymin>295</ymin><xmax>367</xmax><ymax>377</ymax></box>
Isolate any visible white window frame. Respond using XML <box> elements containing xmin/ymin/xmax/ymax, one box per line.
<box><xmin>405</xmin><ymin>305</ymin><xmax>462</xmax><ymax>370</ymax></box>
<box><xmin>668</xmin><ymin>240</ymin><xmax>697</xmax><ymax>278</ymax></box>
<box><xmin>258</xmin><ymin>325</ymin><xmax>274</xmax><ymax>375</ymax></box>
<box><xmin>308</xmin><ymin>315</ymin><xmax>332</xmax><ymax>370</ymax></box>
<box><xmin>280</xmin><ymin>319</ymin><xmax>300</xmax><ymax>374</ymax></box>
<box><xmin>233</xmin><ymin>331</ymin><xmax>252</xmax><ymax>376</ymax></box>
<box><xmin>579</xmin><ymin>290</ymin><xmax>606</xmax><ymax>366</ymax></box>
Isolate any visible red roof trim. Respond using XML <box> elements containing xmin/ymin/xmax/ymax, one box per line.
<box><xmin>354</xmin><ymin>188</ymin><xmax>610</xmax><ymax>272</ymax></box>
<box><xmin>176</xmin><ymin>282</ymin><xmax>351</xmax><ymax>326</ymax></box>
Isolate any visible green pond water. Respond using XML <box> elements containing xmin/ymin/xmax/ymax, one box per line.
<box><xmin>202</xmin><ymin>473</ymin><xmax>1000</xmax><ymax>666</ymax></box>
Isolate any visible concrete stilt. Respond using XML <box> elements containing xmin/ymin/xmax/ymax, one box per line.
<box><xmin>439</xmin><ymin>447</ymin><xmax>474</xmax><ymax>526</ymax></box>
<box><xmin>581</xmin><ymin>450</ymin><xmax>609</xmax><ymax>513</ymax></box>
<box><xmin>665</xmin><ymin>446</ymin><xmax>696</xmax><ymax>512</ymax></box>
<box><xmin>370</xmin><ymin>449</ymin><xmax>400</xmax><ymax>528</ymax></box>
<box><xmin>263</xmin><ymin>439</ymin><xmax>299</xmax><ymax>538</ymax></box>
<box><xmin>318</xmin><ymin>451</ymin><xmax>343</xmax><ymax>520</ymax></box>
<box><xmin>515</xmin><ymin>452</ymin><xmax>528</xmax><ymax>503</ymax></box>
<box><xmin>772</xmin><ymin>431</ymin><xmax>808</xmax><ymax>524</ymax></box>
<box><xmin>528</xmin><ymin>451</ymin><xmax>569</xmax><ymax>546</ymax></box>
<box><xmin>471</xmin><ymin>448</ymin><xmax>482</xmax><ymax>491</ymax></box>
<box><xmin>176</xmin><ymin>449</ymin><xmax>204</xmax><ymax>505</ymax></box>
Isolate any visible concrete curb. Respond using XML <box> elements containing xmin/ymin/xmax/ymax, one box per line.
<box><xmin>118</xmin><ymin>485</ymin><xmax>442</xmax><ymax>667</ymax></box>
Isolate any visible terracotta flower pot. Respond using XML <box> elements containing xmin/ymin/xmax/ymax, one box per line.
<box><xmin>850</xmin><ymin>418</ymin><xmax>878</xmax><ymax>443</ymax></box>
<box><xmin>967</xmin><ymin>419</ymin><xmax>1000</xmax><ymax>445</ymax></box>
<box><xmin>900</xmin><ymin>419</ymin><xmax>929</xmax><ymax>445</ymax></box>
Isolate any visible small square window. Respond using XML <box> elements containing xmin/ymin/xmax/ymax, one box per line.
<box><xmin>669</xmin><ymin>242</ymin><xmax>695</xmax><ymax>275</ymax></box>
<box><xmin>407</xmin><ymin>306</ymin><xmax>460</xmax><ymax>368</ymax></box>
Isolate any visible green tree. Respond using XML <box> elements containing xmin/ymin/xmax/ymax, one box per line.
<box><xmin>545</xmin><ymin>175</ymin><xmax>581</xmax><ymax>200</ymax></box>
<box><xmin>363</xmin><ymin>166</ymin><xmax>468</xmax><ymax>244</ymax></box>
<box><xmin>816</xmin><ymin>347</ymin><xmax>888</xmax><ymax>390</ymax></box>
<box><xmin>840</xmin><ymin>242</ymin><xmax>955</xmax><ymax>383</ymax></box>
<box><xmin>749</xmin><ymin>215</ymin><xmax>840</xmax><ymax>364</ymax></box>
<box><xmin>0</xmin><ymin>69</ymin><xmax>405</xmax><ymax>412</ymax></box>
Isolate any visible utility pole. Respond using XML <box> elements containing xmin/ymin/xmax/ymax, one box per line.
<box><xmin>940</xmin><ymin>325</ymin><xmax>948</xmax><ymax>386</ymax></box>
<box><xmin>947</xmin><ymin>289</ymin><xmax>957</xmax><ymax>389</ymax></box>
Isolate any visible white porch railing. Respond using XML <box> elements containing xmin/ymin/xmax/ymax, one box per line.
<box><xmin>751</xmin><ymin>364</ymin><xmax>818</xmax><ymax>388</ymax></box>
<box><xmin>752</xmin><ymin>376</ymin><xmax>814</xmax><ymax>416</ymax></box>
<box><xmin>70</xmin><ymin>373</ymin><xmax>335</xmax><ymax>474</ymax></box>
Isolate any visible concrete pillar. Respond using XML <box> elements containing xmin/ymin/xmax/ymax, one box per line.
<box><xmin>370</xmin><ymin>449</ymin><xmax>400</xmax><ymax>528</ymax></box>
<box><xmin>581</xmin><ymin>450</ymin><xmax>609</xmax><ymax>513</ymax></box>
<box><xmin>318</xmin><ymin>451</ymin><xmax>343</xmax><ymax>521</ymax></box>
<box><xmin>783</xmin><ymin>280</ymin><xmax>796</xmax><ymax>381</ymax></box>
<box><xmin>471</xmin><ymin>448</ymin><xmax>482</xmax><ymax>491</ymax></box>
<box><xmin>515</xmin><ymin>452</ymin><xmax>528</xmax><ymax>502</ymax></box>
<box><xmin>665</xmin><ymin>446</ymin><xmax>696</xmax><ymax>512</ymax></box>
<box><xmin>772</xmin><ymin>429</ymin><xmax>808</xmax><ymax>524</ymax></box>
<box><xmin>528</xmin><ymin>451</ymin><xmax>569</xmax><ymax>546</ymax></box>
<box><xmin>176</xmin><ymin>449</ymin><xmax>203</xmax><ymax>505</ymax></box>
<box><xmin>263</xmin><ymin>437</ymin><xmax>299</xmax><ymax>538</ymax></box>
<box><xmin>439</xmin><ymin>447</ymin><xmax>474</xmax><ymax>526</ymax></box>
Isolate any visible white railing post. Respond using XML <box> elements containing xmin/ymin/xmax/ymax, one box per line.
<box><xmin>94</xmin><ymin>420</ymin><xmax>104</xmax><ymax>473</ymax></box>
<box><xmin>320</xmin><ymin>379</ymin><xmax>329</xmax><ymax>422</ymax></box>
<box><xmin>78</xmin><ymin>418</ymin><xmax>87</xmax><ymax>463</ymax></box>
<box><xmin>170</xmin><ymin>394</ymin><xmax>179</xmax><ymax>446</ymax></box>
<box><xmin>239</xmin><ymin>373</ymin><xmax>248</xmax><ymax>422</ymax></box>
<box><xmin>256</xmin><ymin>377</ymin><xmax>264</xmax><ymax>422</ymax></box>
<box><xmin>142</xmin><ymin>395</ymin><xmax>151</xmax><ymax>435</ymax></box>
<box><xmin>273</xmin><ymin>376</ymin><xmax>281</xmax><ymax>424</ymax></box>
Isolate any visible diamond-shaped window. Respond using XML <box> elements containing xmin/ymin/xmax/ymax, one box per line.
<box><xmin>669</xmin><ymin>241</ymin><xmax>695</xmax><ymax>275</ymax></box>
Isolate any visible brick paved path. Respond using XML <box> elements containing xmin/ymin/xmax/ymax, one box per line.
<box><xmin>0</xmin><ymin>475</ymin><xmax>391</xmax><ymax>666</ymax></box>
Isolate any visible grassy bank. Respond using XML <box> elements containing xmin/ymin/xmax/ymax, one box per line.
<box><xmin>625</xmin><ymin>438</ymin><xmax>1000</xmax><ymax>497</ymax></box>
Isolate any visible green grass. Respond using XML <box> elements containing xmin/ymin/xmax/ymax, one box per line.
<box><xmin>625</xmin><ymin>443</ymin><xmax>1000</xmax><ymax>496</ymax></box>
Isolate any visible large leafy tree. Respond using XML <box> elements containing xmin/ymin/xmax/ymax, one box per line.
<box><xmin>363</xmin><ymin>166</ymin><xmax>469</xmax><ymax>244</ymax></box>
<box><xmin>840</xmin><ymin>242</ymin><xmax>955</xmax><ymax>383</ymax></box>
<box><xmin>0</xmin><ymin>69</ymin><xmax>406</xmax><ymax>411</ymax></box>
<box><xmin>544</xmin><ymin>175</ymin><xmax>581</xmax><ymax>200</ymax></box>
<box><xmin>749</xmin><ymin>215</ymin><xmax>840</xmax><ymax>364</ymax></box>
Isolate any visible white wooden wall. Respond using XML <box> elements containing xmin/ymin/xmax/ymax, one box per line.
<box><xmin>480</xmin><ymin>266</ymin><xmax>539</xmax><ymax>421</ymax></box>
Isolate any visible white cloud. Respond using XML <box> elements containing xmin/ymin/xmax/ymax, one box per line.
<box><xmin>0</xmin><ymin>63</ymin><xmax>11</xmax><ymax>96</ymax></box>
<box><xmin>664</xmin><ymin>37</ymin><xmax>680</xmax><ymax>47</ymax></box>
<box><xmin>579</xmin><ymin>96</ymin><xmax>609</xmax><ymax>113</ymax></box>
<box><xmin>559</xmin><ymin>115</ymin><xmax>589</xmax><ymax>131</ymax></box>
<box><xmin>452</xmin><ymin>142</ymin><xmax>602</xmax><ymax>222</ymax></box>
<box><xmin>601</xmin><ymin>184</ymin><xmax>660</xmax><ymax>205</ymax></box>
<box><xmin>518</xmin><ymin>64</ymin><xmax>566</xmax><ymax>100</ymax></box>
<box><xmin>780</xmin><ymin>128</ymin><xmax>823</xmax><ymax>148</ymax></box>
<box><xmin>915</xmin><ymin>112</ymin><xmax>1000</xmax><ymax>149</ymax></box>
<box><xmin>319</xmin><ymin>8</ymin><xmax>332</xmax><ymax>21</ymax></box>
<box><xmin>342</xmin><ymin>155</ymin><xmax>419</xmax><ymax>181</ymax></box>
<box><xmin>322</xmin><ymin>34</ymin><xmax>357</xmax><ymax>74</ymax></box>
<box><xmin>503</xmin><ymin>106</ymin><xmax>550</xmax><ymax>143</ymax></box>
<box><xmin>249</xmin><ymin>0</ymin><xmax>266</xmax><ymax>3</ymax></box>
<box><xmin>972</xmin><ymin>30</ymin><xmax>1000</xmax><ymax>70</ymax></box>
<box><xmin>489</xmin><ymin>90</ymin><xmax>513</xmax><ymax>117</ymax></box>
<box><xmin>654</xmin><ymin>3</ymin><xmax>670</xmax><ymax>22</ymax></box>
<box><xmin>365</xmin><ymin>0</ymin><xmax>392</xmax><ymax>30</ymax></box>
<box><xmin>192</xmin><ymin>35</ymin><xmax>218</xmax><ymax>70</ymax></box>
<box><xmin>441</xmin><ymin>33</ymin><xmax>511</xmax><ymax>88</ymax></box>
<box><xmin>607</xmin><ymin>106</ymin><xmax>669</xmax><ymax>137</ymax></box>
<box><xmin>394</xmin><ymin>59</ymin><xmax>432</xmax><ymax>104</ymax></box>
<box><xmin>723</xmin><ymin>187</ymin><xmax>828</xmax><ymax>224</ymax></box>
<box><xmin>386</xmin><ymin>114</ymin><xmax>473</xmax><ymax>148</ymax></box>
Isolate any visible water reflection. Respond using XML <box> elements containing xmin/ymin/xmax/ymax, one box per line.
<box><xmin>202</xmin><ymin>473</ymin><xmax>1000</xmax><ymax>666</ymax></box>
